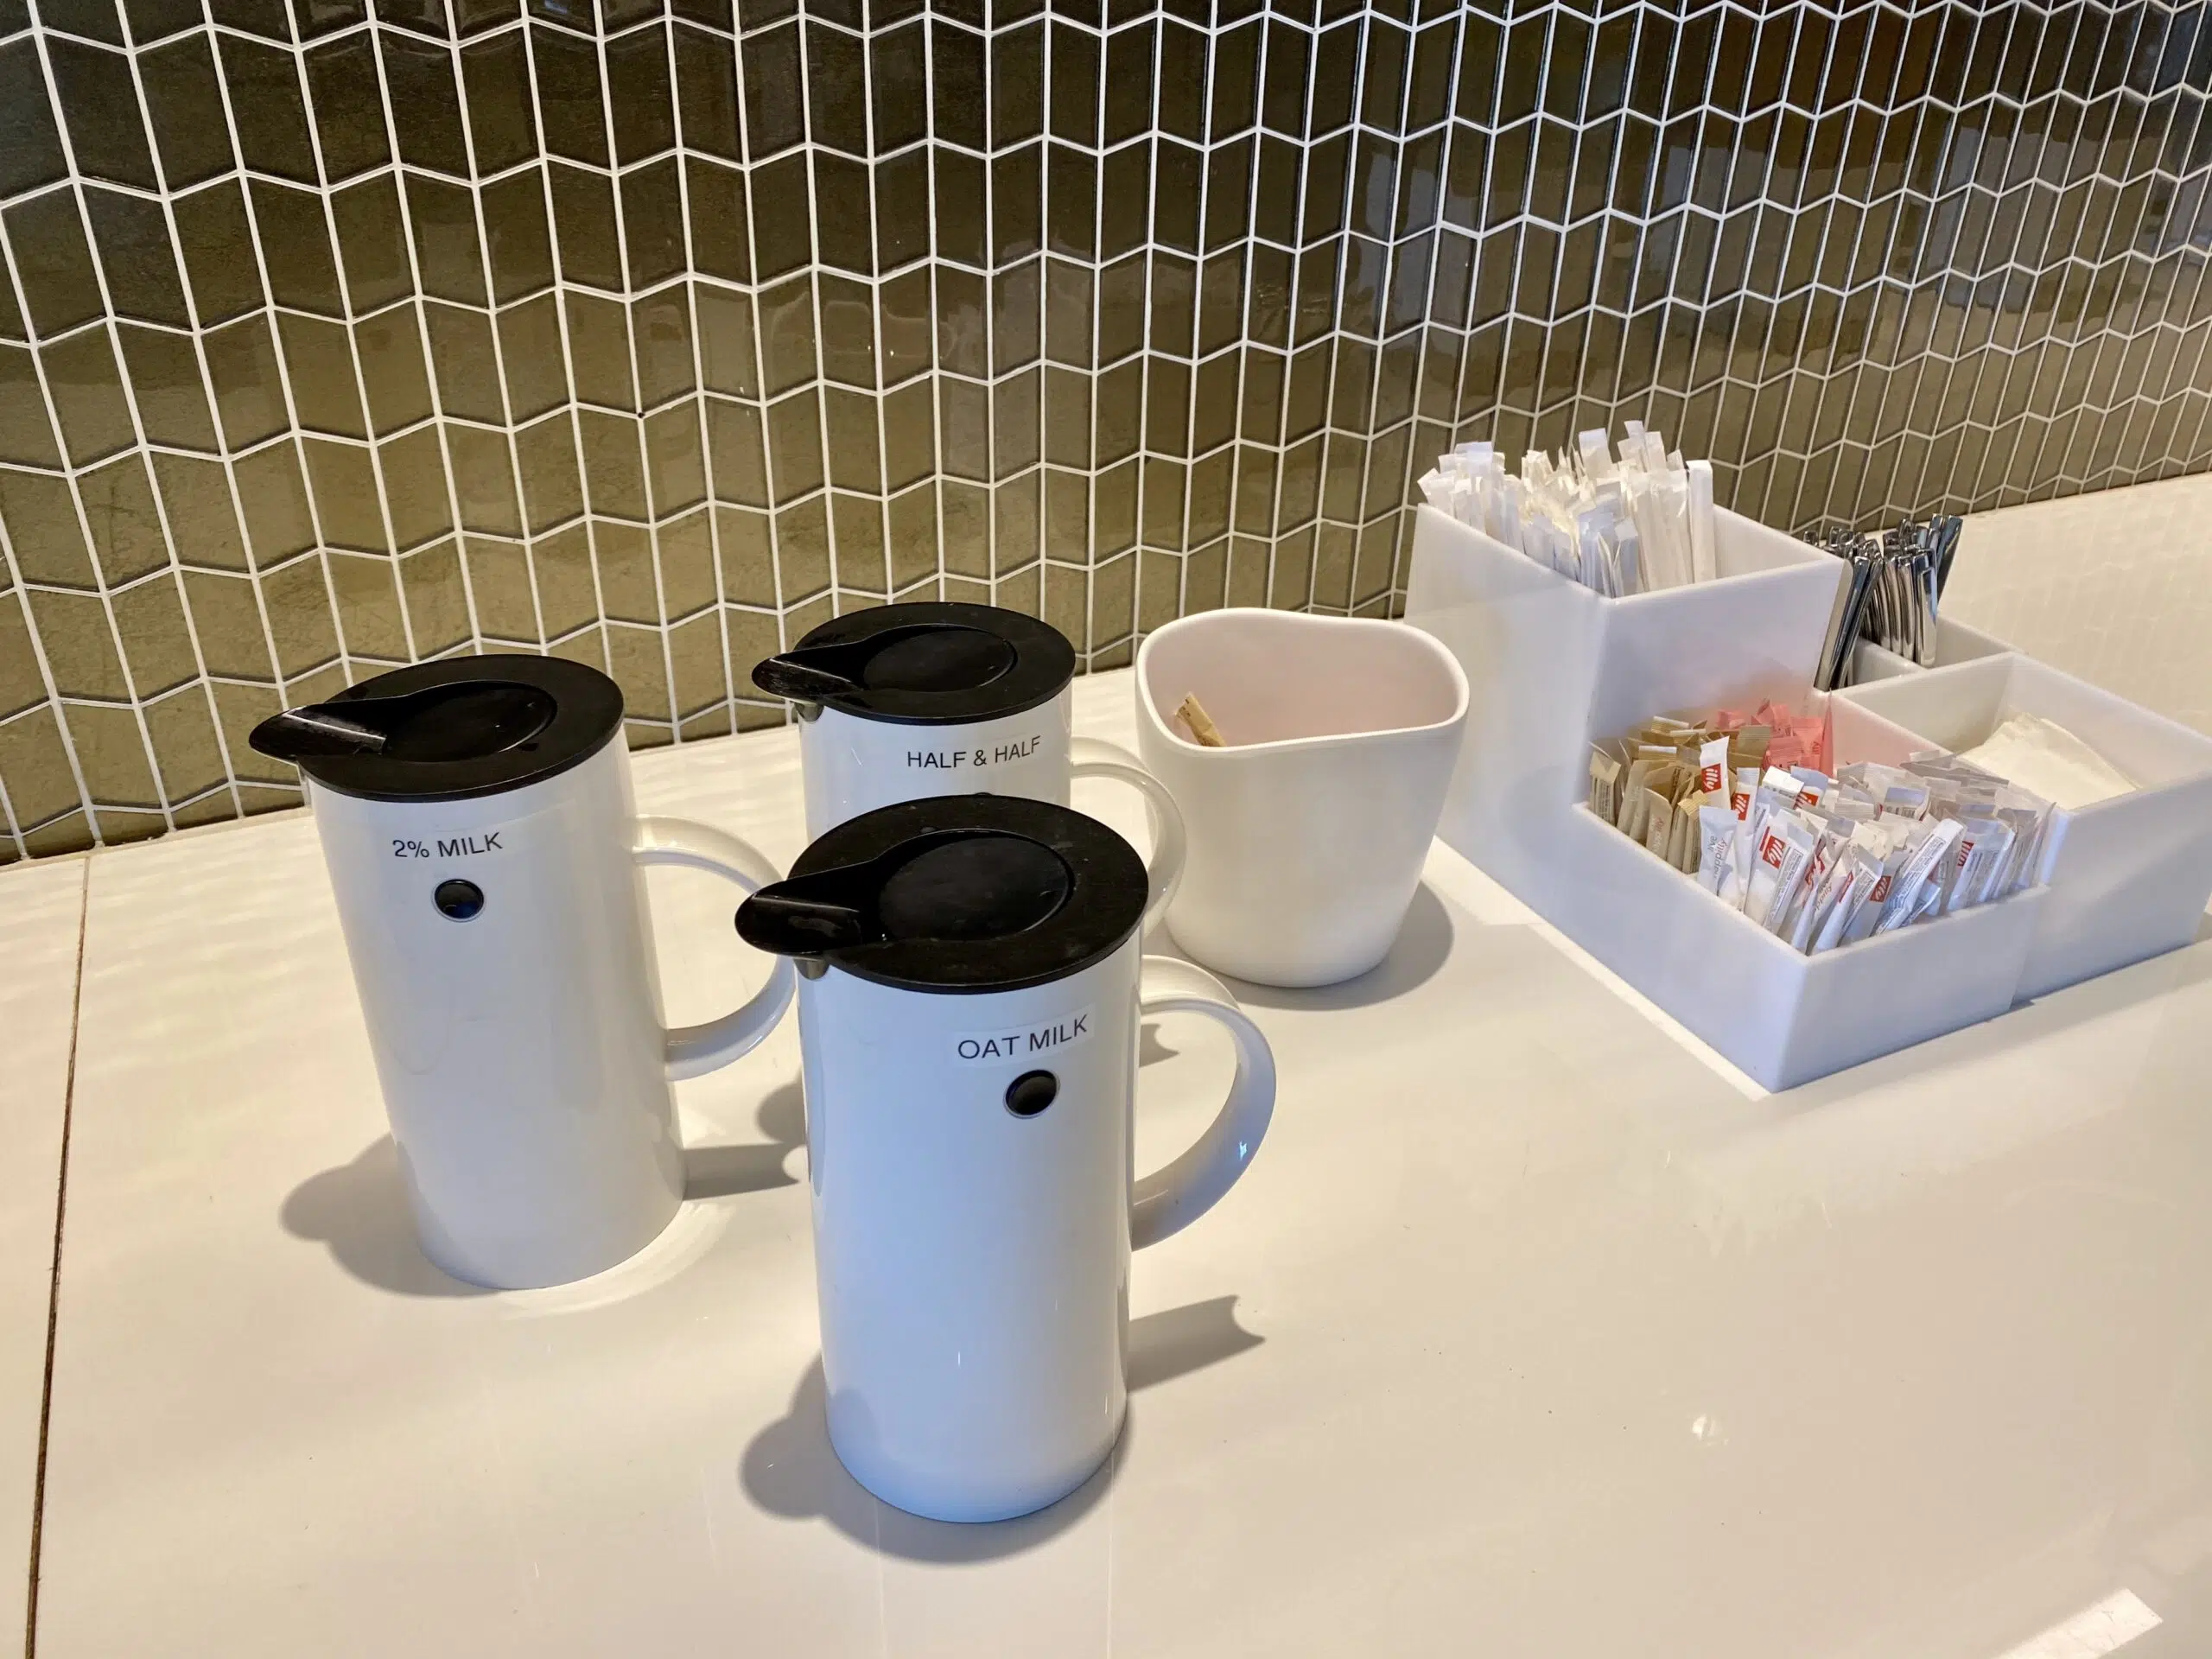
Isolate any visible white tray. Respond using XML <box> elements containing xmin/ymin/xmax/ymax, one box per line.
<box><xmin>1838</xmin><ymin>656</ymin><xmax>2212</xmax><ymax>999</ymax></box>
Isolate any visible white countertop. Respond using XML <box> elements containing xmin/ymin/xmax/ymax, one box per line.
<box><xmin>18</xmin><ymin>670</ymin><xmax>2212</xmax><ymax>1658</ymax></box>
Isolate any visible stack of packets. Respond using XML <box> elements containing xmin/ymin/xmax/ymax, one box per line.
<box><xmin>1588</xmin><ymin>702</ymin><xmax>2054</xmax><ymax>957</ymax></box>
<box><xmin>1414</xmin><ymin>423</ymin><xmax>1719</xmax><ymax>597</ymax></box>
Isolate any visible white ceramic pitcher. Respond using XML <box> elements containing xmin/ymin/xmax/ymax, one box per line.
<box><xmin>736</xmin><ymin>794</ymin><xmax>1274</xmax><ymax>1522</ymax></box>
<box><xmin>751</xmin><ymin>601</ymin><xmax>1185</xmax><ymax>925</ymax></box>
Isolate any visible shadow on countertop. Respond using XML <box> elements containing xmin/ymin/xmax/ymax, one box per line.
<box><xmin>281</xmin><ymin>1136</ymin><xmax>489</xmax><ymax>1299</ymax></box>
<box><xmin>741</xmin><ymin>1294</ymin><xmax>1265</xmax><ymax>1562</ymax></box>
<box><xmin>1212</xmin><ymin>880</ymin><xmax>1455</xmax><ymax>1012</ymax></box>
<box><xmin>284</xmin><ymin>1081</ymin><xmax>809</xmax><ymax>1295</ymax></box>
<box><xmin>683</xmin><ymin>1077</ymin><xmax>805</xmax><ymax>1201</ymax></box>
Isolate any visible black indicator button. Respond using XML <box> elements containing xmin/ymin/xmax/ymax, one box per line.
<box><xmin>1005</xmin><ymin>1070</ymin><xmax>1057</xmax><ymax>1117</ymax></box>
<box><xmin>434</xmin><ymin>878</ymin><xmax>485</xmax><ymax>921</ymax></box>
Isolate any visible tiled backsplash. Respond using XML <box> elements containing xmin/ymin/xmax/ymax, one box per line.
<box><xmin>3</xmin><ymin>0</ymin><xmax>2210</xmax><ymax>858</ymax></box>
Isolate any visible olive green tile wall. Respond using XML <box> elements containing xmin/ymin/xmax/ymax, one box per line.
<box><xmin>3</xmin><ymin>0</ymin><xmax>2211</xmax><ymax>858</ymax></box>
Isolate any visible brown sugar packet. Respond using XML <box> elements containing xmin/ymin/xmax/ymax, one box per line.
<box><xmin>1663</xmin><ymin>779</ymin><xmax>1699</xmax><ymax>871</ymax></box>
<box><xmin>1628</xmin><ymin>760</ymin><xmax>1686</xmax><ymax>846</ymax></box>
<box><xmin>1589</xmin><ymin>741</ymin><xmax>1625</xmax><ymax>823</ymax></box>
<box><xmin>1620</xmin><ymin>752</ymin><xmax>1675</xmax><ymax>839</ymax></box>
<box><xmin>1664</xmin><ymin>764</ymin><xmax>1705</xmax><ymax>870</ymax></box>
<box><xmin>1175</xmin><ymin>694</ymin><xmax>1226</xmax><ymax>747</ymax></box>
<box><xmin>1642</xmin><ymin>787</ymin><xmax>1677</xmax><ymax>860</ymax></box>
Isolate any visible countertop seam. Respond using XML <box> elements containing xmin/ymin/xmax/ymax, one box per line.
<box><xmin>22</xmin><ymin>858</ymin><xmax>87</xmax><ymax>1659</ymax></box>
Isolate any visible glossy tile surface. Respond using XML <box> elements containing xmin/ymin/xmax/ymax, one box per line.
<box><xmin>1948</xmin><ymin>471</ymin><xmax>2212</xmax><ymax>739</ymax></box>
<box><xmin>35</xmin><ymin>670</ymin><xmax>2212</xmax><ymax>1657</ymax></box>
<box><xmin>10</xmin><ymin>0</ymin><xmax>2212</xmax><ymax>859</ymax></box>
<box><xmin>0</xmin><ymin>855</ymin><xmax>84</xmax><ymax>1649</ymax></box>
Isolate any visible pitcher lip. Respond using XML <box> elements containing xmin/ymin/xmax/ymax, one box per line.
<box><xmin>1135</xmin><ymin>608</ymin><xmax>1470</xmax><ymax>755</ymax></box>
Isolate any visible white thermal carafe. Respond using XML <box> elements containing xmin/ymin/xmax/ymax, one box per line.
<box><xmin>737</xmin><ymin>795</ymin><xmax>1274</xmax><ymax>1522</ymax></box>
<box><xmin>751</xmin><ymin>602</ymin><xmax>1186</xmax><ymax>920</ymax></box>
<box><xmin>251</xmin><ymin>655</ymin><xmax>794</xmax><ymax>1291</ymax></box>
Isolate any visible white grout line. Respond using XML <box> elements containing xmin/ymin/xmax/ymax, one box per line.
<box><xmin>600</xmin><ymin>10</ymin><xmax>690</xmax><ymax>741</ymax></box>
<box><xmin>1788</xmin><ymin>1</ymin><xmax>1880</xmax><ymax>530</ymax></box>
<box><xmin>5</xmin><ymin>5</ymin><xmax>2212</xmax><ymax>852</ymax></box>
<box><xmin>974</xmin><ymin>14</ymin><xmax>1001</xmax><ymax>611</ymax></box>
<box><xmin>921</xmin><ymin>10</ymin><xmax>949</xmax><ymax>610</ymax></box>
<box><xmin>6</xmin><ymin>17</ymin><xmax>162</xmax><ymax>847</ymax></box>
<box><xmin>1081</xmin><ymin>11</ymin><xmax>1107</xmax><ymax>662</ymax></box>
<box><xmin>666</xmin><ymin>16</ymin><xmax>739</xmax><ymax>739</ymax></box>
<box><xmin>792</xmin><ymin>15</ymin><xmax>838</xmax><ymax>629</ymax></box>
<box><xmin>1832</xmin><ymin>9</ymin><xmax>1929</xmax><ymax>527</ymax></box>
<box><xmin>183</xmin><ymin>21</ymin><xmax>377</xmax><ymax>706</ymax></box>
<box><xmin>1395</xmin><ymin>9</ymin><xmax>1465</xmax><ymax>612</ymax></box>
<box><xmin>1315</xmin><ymin>13</ymin><xmax>1363</xmax><ymax>616</ymax></box>
<box><xmin>202</xmin><ymin>16</ymin><xmax>404</xmax><ymax>700</ymax></box>
<box><xmin>859</xmin><ymin>12</ymin><xmax>894</xmax><ymax>613</ymax></box>
<box><xmin>518</xmin><ymin>12</ymin><xmax>617</xmax><ymax>690</ymax></box>
<box><xmin>385</xmin><ymin>45</ymin><xmax>489</xmax><ymax>665</ymax></box>
<box><xmin>76</xmin><ymin>7</ymin><xmax>248</xmax><ymax>823</ymax></box>
<box><xmin>725</xmin><ymin>8</ymin><xmax>794</xmax><ymax>664</ymax></box>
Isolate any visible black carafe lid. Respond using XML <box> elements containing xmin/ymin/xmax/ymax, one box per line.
<box><xmin>737</xmin><ymin>795</ymin><xmax>1147</xmax><ymax>994</ymax></box>
<box><xmin>750</xmin><ymin>602</ymin><xmax>1075</xmax><ymax>727</ymax></box>
<box><xmin>247</xmin><ymin>654</ymin><xmax>625</xmax><ymax>803</ymax></box>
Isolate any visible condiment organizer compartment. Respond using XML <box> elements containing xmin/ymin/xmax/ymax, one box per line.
<box><xmin>1837</xmin><ymin>656</ymin><xmax>2212</xmax><ymax>999</ymax></box>
<box><xmin>1405</xmin><ymin>504</ymin><xmax>1847</xmax><ymax>907</ymax></box>
<box><xmin>1552</xmin><ymin>804</ymin><xmax>2046</xmax><ymax>1091</ymax></box>
<box><xmin>1849</xmin><ymin>615</ymin><xmax>2014</xmax><ymax>686</ymax></box>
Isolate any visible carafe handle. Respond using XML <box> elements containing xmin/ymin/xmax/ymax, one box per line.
<box><xmin>632</xmin><ymin>817</ymin><xmax>797</xmax><ymax>1081</ymax></box>
<box><xmin>1070</xmin><ymin>737</ymin><xmax>1186</xmax><ymax>931</ymax></box>
<box><xmin>1129</xmin><ymin>956</ymin><xmax>1274</xmax><ymax>1249</ymax></box>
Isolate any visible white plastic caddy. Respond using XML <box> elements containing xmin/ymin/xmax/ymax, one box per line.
<box><xmin>1405</xmin><ymin>505</ymin><xmax>2059</xmax><ymax>1090</ymax></box>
